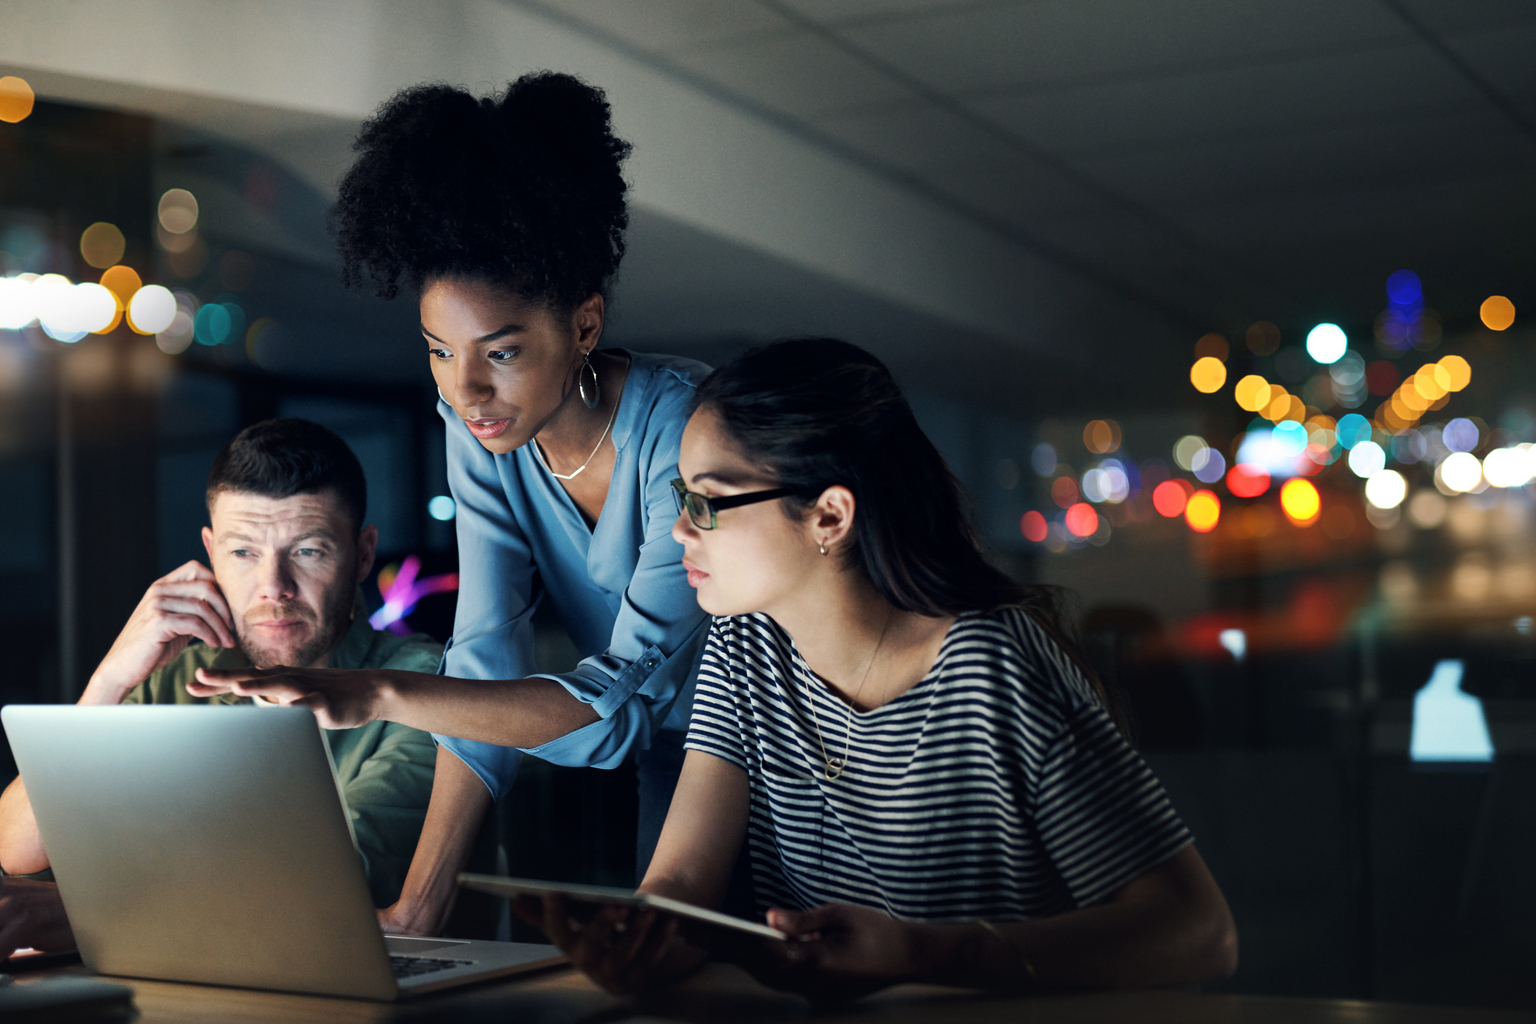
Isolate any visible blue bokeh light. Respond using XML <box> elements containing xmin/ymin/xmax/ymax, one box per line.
<box><xmin>1386</xmin><ymin>269</ymin><xmax>1422</xmax><ymax>308</ymax></box>
<box><xmin>428</xmin><ymin>495</ymin><xmax>457</xmax><ymax>521</ymax></box>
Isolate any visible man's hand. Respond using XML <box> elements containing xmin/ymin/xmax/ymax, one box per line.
<box><xmin>187</xmin><ymin>666</ymin><xmax>389</xmax><ymax>730</ymax></box>
<box><xmin>0</xmin><ymin>878</ymin><xmax>74</xmax><ymax>960</ymax></box>
<box><xmin>80</xmin><ymin>561</ymin><xmax>236</xmax><ymax>706</ymax></box>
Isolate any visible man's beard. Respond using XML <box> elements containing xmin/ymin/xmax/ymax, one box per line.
<box><xmin>235</xmin><ymin>586</ymin><xmax>353</xmax><ymax>669</ymax></box>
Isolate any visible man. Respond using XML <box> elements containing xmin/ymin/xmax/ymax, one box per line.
<box><xmin>0</xmin><ymin>418</ymin><xmax>440</xmax><ymax>957</ymax></box>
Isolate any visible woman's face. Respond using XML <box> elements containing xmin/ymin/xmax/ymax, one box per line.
<box><xmin>421</xmin><ymin>278</ymin><xmax>600</xmax><ymax>454</ymax></box>
<box><xmin>672</xmin><ymin>406</ymin><xmax>824</xmax><ymax>618</ymax></box>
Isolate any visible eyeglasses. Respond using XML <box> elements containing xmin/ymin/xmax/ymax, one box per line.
<box><xmin>671</xmin><ymin>478</ymin><xmax>794</xmax><ymax>531</ymax></box>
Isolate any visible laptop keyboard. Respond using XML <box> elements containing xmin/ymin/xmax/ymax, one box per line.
<box><xmin>391</xmin><ymin>954</ymin><xmax>476</xmax><ymax>979</ymax></box>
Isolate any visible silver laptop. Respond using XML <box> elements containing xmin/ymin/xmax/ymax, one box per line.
<box><xmin>2</xmin><ymin>704</ymin><xmax>564</xmax><ymax>1000</ymax></box>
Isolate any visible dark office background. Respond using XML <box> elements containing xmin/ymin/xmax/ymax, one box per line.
<box><xmin>4</xmin><ymin>0</ymin><xmax>1536</xmax><ymax>1010</ymax></box>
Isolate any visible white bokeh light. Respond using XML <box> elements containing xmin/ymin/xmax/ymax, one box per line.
<box><xmin>1306</xmin><ymin>323</ymin><xmax>1348</xmax><ymax>364</ymax></box>
<box><xmin>1439</xmin><ymin>452</ymin><xmax>1483</xmax><ymax>493</ymax></box>
<box><xmin>1365</xmin><ymin>469</ymin><xmax>1408</xmax><ymax>509</ymax></box>
<box><xmin>128</xmin><ymin>284</ymin><xmax>177</xmax><ymax>334</ymax></box>
<box><xmin>1347</xmin><ymin>440</ymin><xmax>1386</xmax><ymax>478</ymax></box>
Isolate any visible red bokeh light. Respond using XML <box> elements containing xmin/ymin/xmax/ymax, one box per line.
<box><xmin>1020</xmin><ymin>510</ymin><xmax>1048</xmax><ymax>543</ymax></box>
<box><xmin>1366</xmin><ymin>360</ymin><xmax>1400</xmax><ymax>396</ymax></box>
<box><xmin>1051</xmin><ymin>476</ymin><xmax>1079</xmax><ymax>509</ymax></box>
<box><xmin>1152</xmin><ymin>480</ymin><xmax>1189</xmax><ymax>517</ymax></box>
<box><xmin>1065</xmin><ymin>503</ymin><xmax>1099</xmax><ymax>538</ymax></box>
<box><xmin>1226</xmin><ymin>463</ymin><xmax>1270</xmax><ymax>498</ymax></box>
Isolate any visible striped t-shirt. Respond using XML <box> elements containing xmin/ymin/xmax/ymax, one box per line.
<box><xmin>684</xmin><ymin>607</ymin><xmax>1191</xmax><ymax>922</ymax></box>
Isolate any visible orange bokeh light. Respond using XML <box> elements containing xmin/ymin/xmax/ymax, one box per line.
<box><xmin>1280</xmin><ymin>478</ymin><xmax>1321</xmax><ymax>525</ymax></box>
<box><xmin>1184</xmin><ymin>490</ymin><xmax>1220</xmax><ymax>533</ymax></box>
<box><xmin>1051</xmin><ymin>476</ymin><xmax>1079</xmax><ymax>508</ymax></box>
<box><xmin>1480</xmin><ymin>295</ymin><xmax>1515</xmax><ymax>331</ymax></box>
<box><xmin>0</xmin><ymin>76</ymin><xmax>35</xmax><ymax>124</ymax></box>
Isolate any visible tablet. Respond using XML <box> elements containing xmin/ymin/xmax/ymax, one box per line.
<box><xmin>457</xmin><ymin>874</ymin><xmax>788</xmax><ymax>941</ymax></box>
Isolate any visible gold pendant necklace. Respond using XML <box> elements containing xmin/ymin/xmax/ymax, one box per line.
<box><xmin>805</xmin><ymin>609</ymin><xmax>892</xmax><ymax>780</ymax></box>
<box><xmin>532</xmin><ymin>377</ymin><xmax>621</xmax><ymax>482</ymax></box>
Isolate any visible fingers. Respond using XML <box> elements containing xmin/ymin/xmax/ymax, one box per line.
<box><xmin>768</xmin><ymin>904</ymin><xmax>837</xmax><ymax>939</ymax></box>
<box><xmin>147</xmin><ymin>580</ymin><xmax>236</xmax><ymax>647</ymax></box>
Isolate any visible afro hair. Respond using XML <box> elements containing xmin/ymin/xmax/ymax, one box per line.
<box><xmin>332</xmin><ymin>72</ymin><xmax>632</xmax><ymax>310</ymax></box>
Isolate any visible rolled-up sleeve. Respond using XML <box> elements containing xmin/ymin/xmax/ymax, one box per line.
<box><xmin>524</xmin><ymin>385</ymin><xmax>709</xmax><ymax>769</ymax></box>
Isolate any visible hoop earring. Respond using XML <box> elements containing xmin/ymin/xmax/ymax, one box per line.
<box><xmin>578</xmin><ymin>353</ymin><xmax>601</xmax><ymax>409</ymax></box>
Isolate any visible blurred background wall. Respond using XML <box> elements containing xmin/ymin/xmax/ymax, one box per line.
<box><xmin>2</xmin><ymin>0</ymin><xmax>1534</xmax><ymax>1008</ymax></box>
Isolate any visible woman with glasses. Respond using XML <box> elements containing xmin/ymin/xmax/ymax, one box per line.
<box><xmin>517</xmin><ymin>338</ymin><xmax>1237</xmax><ymax>999</ymax></box>
<box><xmin>191</xmin><ymin>74</ymin><xmax>711</xmax><ymax>934</ymax></box>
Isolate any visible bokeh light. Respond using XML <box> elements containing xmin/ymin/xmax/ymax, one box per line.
<box><xmin>99</xmin><ymin>265</ymin><xmax>142</xmax><ymax>308</ymax></box>
<box><xmin>1365</xmin><ymin>469</ymin><xmax>1407</xmax><ymax>509</ymax></box>
<box><xmin>1347</xmin><ymin>440</ymin><xmax>1386</xmax><ymax>478</ymax></box>
<box><xmin>0</xmin><ymin>76</ymin><xmax>35</xmax><ymax>123</ymax></box>
<box><xmin>0</xmin><ymin>276</ymin><xmax>37</xmax><ymax>329</ymax></box>
<box><xmin>1439</xmin><ymin>451</ymin><xmax>1482</xmax><ymax>493</ymax></box>
<box><xmin>1192</xmin><ymin>446</ymin><xmax>1226</xmax><ymax>484</ymax></box>
<box><xmin>128</xmin><ymin>285</ymin><xmax>177</xmax><ymax>334</ymax></box>
<box><xmin>75</xmin><ymin>283</ymin><xmax>118</xmax><ymax>334</ymax></box>
<box><xmin>428</xmin><ymin>495</ymin><xmax>458</xmax><ymax>522</ymax></box>
<box><xmin>1020</xmin><ymin>510</ymin><xmax>1048</xmax><ymax>543</ymax></box>
<box><xmin>1272</xmin><ymin>420</ymin><xmax>1309</xmax><ymax>457</ymax></box>
<box><xmin>1030</xmin><ymin>443</ymin><xmax>1056</xmax><ymax>476</ymax></box>
<box><xmin>1481</xmin><ymin>447</ymin><xmax>1534</xmax><ymax>489</ymax></box>
<box><xmin>194</xmin><ymin>302</ymin><xmax>232</xmax><ymax>346</ymax></box>
<box><xmin>1442</xmin><ymin>417</ymin><xmax>1479</xmax><ymax>453</ymax></box>
<box><xmin>1232</xmin><ymin>375</ymin><xmax>1269</xmax><ymax>412</ymax></box>
<box><xmin>1083</xmin><ymin>419</ymin><xmax>1121</xmax><ymax>454</ymax></box>
<box><xmin>1306</xmin><ymin>323</ymin><xmax>1347</xmax><ymax>364</ymax></box>
<box><xmin>1152</xmin><ymin>480</ymin><xmax>1188</xmax><ymax>518</ymax></box>
<box><xmin>1386</xmin><ymin>270</ymin><xmax>1422</xmax><ymax>307</ymax></box>
<box><xmin>1184</xmin><ymin>490</ymin><xmax>1220</xmax><ymax>533</ymax></box>
<box><xmin>1480</xmin><ymin>295</ymin><xmax>1515</xmax><ymax>331</ymax></box>
<box><xmin>1246</xmin><ymin>321</ymin><xmax>1280</xmax><ymax>356</ymax></box>
<box><xmin>158</xmin><ymin>189</ymin><xmax>200</xmax><ymax>235</ymax></box>
<box><xmin>1280</xmin><ymin>478</ymin><xmax>1321</xmax><ymax>525</ymax></box>
<box><xmin>1438</xmin><ymin>354</ymin><xmax>1471</xmax><ymax>391</ymax></box>
<box><xmin>1226</xmin><ymin>463</ymin><xmax>1270</xmax><ymax>498</ymax></box>
<box><xmin>1190</xmin><ymin>356</ymin><xmax>1227</xmax><ymax>393</ymax></box>
<box><xmin>1173</xmin><ymin>435</ymin><xmax>1207</xmax><ymax>471</ymax></box>
<box><xmin>1065</xmin><ymin>502</ymin><xmax>1099</xmax><ymax>538</ymax></box>
<box><xmin>1194</xmin><ymin>333</ymin><xmax>1229</xmax><ymax>361</ymax></box>
<box><xmin>79</xmin><ymin>223</ymin><xmax>126</xmax><ymax>269</ymax></box>
<box><xmin>1051</xmin><ymin>476</ymin><xmax>1079</xmax><ymax>508</ymax></box>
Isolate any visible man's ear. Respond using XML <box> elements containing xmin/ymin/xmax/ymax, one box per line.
<box><xmin>355</xmin><ymin>525</ymin><xmax>379</xmax><ymax>584</ymax></box>
<box><xmin>201</xmin><ymin>526</ymin><xmax>214</xmax><ymax>563</ymax></box>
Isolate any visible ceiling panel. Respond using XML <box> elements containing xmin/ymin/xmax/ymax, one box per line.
<box><xmin>529</xmin><ymin>0</ymin><xmax>792</xmax><ymax>52</ymax></box>
<box><xmin>1441</xmin><ymin>23</ymin><xmax>1536</xmax><ymax>123</ymax></box>
<box><xmin>921</xmin><ymin>157</ymin><xmax>1119</xmax><ymax>227</ymax></box>
<box><xmin>840</xmin><ymin>0</ymin><xmax>1409</xmax><ymax>95</ymax></box>
<box><xmin>1394</xmin><ymin>0</ymin><xmax>1536</xmax><ymax>34</ymax></box>
<box><xmin>1072</xmin><ymin>107</ymin><xmax>1532</xmax><ymax>209</ymax></box>
<box><xmin>664</xmin><ymin>29</ymin><xmax>915</xmax><ymax>118</ymax></box>
<box><xmin>969</xmin><ymin>43</ymin><xmax>1478</xmax><ymax>158</ymax></box>
<box><xmin>810</xmin><ymin>99</ymin><xmax>1026</xmax><ymax>172</ymax></box>
<box><xmin>775</xmin><ymin>0</ymin><xmax>987</xmax><ymax>23</ymax></box>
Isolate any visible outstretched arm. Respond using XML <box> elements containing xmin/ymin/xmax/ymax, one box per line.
<box><xmin>0</xmin><ymin>779</ymin><xmax>47</xmax><ymax>876</ymax></box>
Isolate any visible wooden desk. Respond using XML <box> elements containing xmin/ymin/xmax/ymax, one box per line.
<box><xmin>14</xmin><ymin>963</ymin><xmax>1532</xmax><ymax>1024</ymax></box>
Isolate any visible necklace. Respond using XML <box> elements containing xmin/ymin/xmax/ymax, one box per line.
<box><xmin>532</xmin><ymin>375</ymin><xmax>621</xmax><ymax>482</ymax></box>
<box><xmin>805</xmin><ymin>609</ymin><xmax>893</xmax><ymax>781</ymax></box>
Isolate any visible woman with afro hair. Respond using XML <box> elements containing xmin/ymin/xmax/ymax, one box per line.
<box><xmin>193</xmin><ymin>72</ymin><xmax>713</xmax><ymax>935</ymax></box>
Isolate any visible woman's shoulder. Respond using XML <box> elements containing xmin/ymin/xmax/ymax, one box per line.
<box><xmin>623</xmin><ymin>349</ymin><xmax>712</xmax><ymax>405</ymax></box>
<box><xmin>940</xmin><ymin>607</ymin><xmax>1098</xmax><ymax>708</ymax></box>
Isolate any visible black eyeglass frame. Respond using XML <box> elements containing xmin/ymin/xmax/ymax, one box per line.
<box><xmin>671</xmin><ymin>478</ymin><xmax>795</xmax><ymax>530</ymax></box>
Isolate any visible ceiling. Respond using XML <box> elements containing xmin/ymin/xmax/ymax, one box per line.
<box><xmin>516</xmin><ymin>0</ymin><xmax>1536</xmax><ymax>337</ymax></box>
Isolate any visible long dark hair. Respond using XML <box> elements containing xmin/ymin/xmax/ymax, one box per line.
<box><xmin>694</xmin><ymin>338</ymin><xmax>1125</xmax><ymax>731</ymax></box>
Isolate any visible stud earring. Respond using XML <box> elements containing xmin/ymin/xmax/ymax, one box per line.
<box><xmin>578</xmin><ymin>353</ymin><xmax>601</xmax><ymax>409</ymax></box>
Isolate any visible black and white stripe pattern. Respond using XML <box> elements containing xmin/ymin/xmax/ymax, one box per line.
<box><xmin>685</xmin><ymin>607</ymin><xmax>1191</xmax><ymax>922</ymax></box>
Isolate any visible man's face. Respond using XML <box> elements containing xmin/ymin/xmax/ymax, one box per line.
<box><xmin>201</xmin><ymin>489</ymin><xmax>377</xmax><ymax>670</ymax></box>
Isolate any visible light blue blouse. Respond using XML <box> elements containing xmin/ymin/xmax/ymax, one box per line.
<box><xmin>434</xmin><ymin>350</ymin><xmax>712</xmax><ymax>800</ymax></box>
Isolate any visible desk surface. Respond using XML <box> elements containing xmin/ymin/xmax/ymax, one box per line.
<box><xmin>14</xmin><ymin>963</ymin><xmax>1531</xmax><ymax>1024</ymax></box>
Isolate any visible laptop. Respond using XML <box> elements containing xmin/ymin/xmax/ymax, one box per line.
<box><xmin>2</xmin><ymin>704</ymin><xmax>565</xmax><ymax>1000</ymax></box>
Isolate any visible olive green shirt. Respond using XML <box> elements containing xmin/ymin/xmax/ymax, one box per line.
<box><xmin>122</xmin><ymin>605</ymin><xmax>441</xmax><ymax>907</ymax></box>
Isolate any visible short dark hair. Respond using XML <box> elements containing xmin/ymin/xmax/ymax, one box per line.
<box><xmin>331</xmin><ymin>72</ymin><xmax>632</xmax><ymax>310</ymax></box>
<box><xmin>206</xmin><ymin>419</ymin><xmax>367</xmax><ymax>534</ymax></box>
